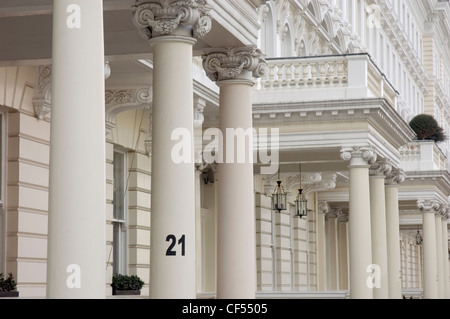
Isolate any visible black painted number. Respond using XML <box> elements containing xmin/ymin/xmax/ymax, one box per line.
<box><xmin>166</xmin><ymin>234</ymin><xmax>186</xmax><ymax>256</ymax></box>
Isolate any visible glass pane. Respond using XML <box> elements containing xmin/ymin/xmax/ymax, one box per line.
<box><xmin>113</xmin><ymin>151</ymin><xmax>125</xmax><ymax>221</ymax></box>
<box><xmin>113</xmin><ymin>222</ymin><xmax>120</xmax><ymax>274</ymax></box>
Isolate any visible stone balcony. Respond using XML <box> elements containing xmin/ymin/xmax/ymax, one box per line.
<box><xmin>400</xmin><ymin>140</ymin><xmax>448</xmax><ymax>171</ymax></box>
<box><xmin>253</xmin><ymin>53</ymin><xmax>398</xmax><ymax>109</ymax></box>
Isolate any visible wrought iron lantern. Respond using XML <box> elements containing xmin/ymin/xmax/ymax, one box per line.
<box><xmin>415</xmin><ymin>230</ymin><xmax>423</xmax><ymax>246</ymax></box>
<box><xmin>295</xmin><ymin>189</ymin><xmax>308</xmax><ymax>218</ymax></box>
<box><xmin>271</xmin><ymin>173</ymin><xmax>287</xmax><ymax>213</ymax></box>
<box><xmin>294</xmin><ymin>163</ymin><xmax>308</xmax><ymax>218</ymax></box>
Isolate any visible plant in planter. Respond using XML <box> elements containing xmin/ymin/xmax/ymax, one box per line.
<box><xmin>0</xmin><ymin>273</ymin><xmax>19</xmax><ymax>297</ymax></box>
<box><xmin>111</xmin><ymin>273</ymin><xmax>144</xmax><ymax>296</ymax></box>
<box><xmin>409</xmin><ymin>114</ymin><xmax>447</xmax><ymax>142</ymax></box>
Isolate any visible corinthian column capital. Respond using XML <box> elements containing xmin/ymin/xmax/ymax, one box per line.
<box><xmin>132</xmin><ymin>0</ymin><xmax>212</xmax><ymax>40</ymax></box>
<box><xmin>370</xmin><ymin>160</ymin><xmax>392</xmax><ymax>177</ymax></box>
<box><xmin>385</xmin><ymin>168</ymin><xmax>406</xmax><ymax>185</ymax></box>
<box><xmin>417</xmin><ymin>199</ymin><xmax>441</xmax><ymax>214</ymax></box>
<box><xmin>202</xmin><ymin>46</ymin><xmax>267</xmax><ymax>83</ymax></box>
<box><xmin>340</xmin><ymin>146</ymin><xmax>377</xmax><ymax>167</ymax></box>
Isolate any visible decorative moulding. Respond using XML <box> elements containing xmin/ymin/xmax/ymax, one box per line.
<box><xmin>32</xmin><ymin>65</ymin><xmax>52</xmax><ymax>120</ymax></box>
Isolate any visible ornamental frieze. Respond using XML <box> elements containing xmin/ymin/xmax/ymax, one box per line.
<box><xmin>105</xmin><ymin>87</ymin><xmax>152</xmax><ymax>107</ymax></box>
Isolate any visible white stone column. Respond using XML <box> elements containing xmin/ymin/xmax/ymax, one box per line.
<box><xmin>195</xmin><ymin>170</ymin><xmax>203</xmax><ymax>293</ymax></box>
<box><xmin>47</xmin><ymin>0</ymin><xmax>106</xmax><ymax>299</ymax></box>
<box><xmin>338</xmin><ymin>213</ymin><xmax>349</xmax><ymax>290</ymax></box>
<box><xmin>385</xmin><ymin>168</ymin><xmax>405</xmax><ymax>299</ymax></box>
<box><xmin>202</xmin><ymin>47</ymin><xmax>266</xmax><ymax>299</ymax></box>
<box><xmin>369</xmin><ymin>160</ymin><xmax>391</xmax><ymax>299</ymax></box>
<box><xmin>326</xmin><ymin>208</ymin><xmax>341</xmax><ymax>290</ymax></box>
<box><xmin>435</xmin><ymin>210</ymin><xmax>445</xmax><ymax>298</ymax></box>
<box><xmin>341</xmin><ymin>146</ymin><xmax>377</xmax><ymax>299</ymax></box>
<box><xmin>133</xmin><ymin>1</ymin><xmax>212</xmax><ymax>299</ymax></box>
<box><xmin>316</xmin><ymin>201</ymin><xmax>329</xmax><ymax>291</ymax></box>
<box><xmin>194</xmin><ymin>100</ymin><xmax>206</xmax><ymax>294</ymax></box>
<box><xmin>441</xmin><ymin>213</ymin><xmax>450</xmax><ymax>299</ymax></box>
<box><xmin>418</xmin><ymin>200</ymin><xmax>440</xmax><ymax>299</ymax></box>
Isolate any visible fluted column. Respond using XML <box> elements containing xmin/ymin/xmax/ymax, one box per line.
<box><xmin>369</xmin><ymin>160</ymin><xmax>391</xmax><ymax>299</ymax></box>
<box><xmin>47</xmin><ymin>0</ymin><xmax>106</xmax><ymax>299</ymax></box>
<box><xmin>441</xmin><ymin>212</ymin><xmax>450</xmax><ymax>299</ymax></box>
<box><xmin>202</xmin><ymin>47</ymin><xmax>266</xmax><ymax>299</ymax></box>
<box><xmin>341</xmin><ymin>146</ymin><xmax>377</xmax><ymax>299</ymax></box>
<box><xmin>418</xmin><ymin>199</ymin><xmax>440</xmax><ymax>299</ymax></box>
<box><xmin>385</xmin><ymin>168</ymin><xmax>405</xmax><ymax>299</ymax></box>
<box><xmin>133</xmin><ymin>0</ymin><xmax>212</xmax><ymax>299</ymax></box>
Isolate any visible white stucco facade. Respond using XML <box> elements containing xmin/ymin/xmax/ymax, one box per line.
<box><xmin>0</xmin><ymin>0</ymin><xmax>449</xmax><ymax>299</ymax></box>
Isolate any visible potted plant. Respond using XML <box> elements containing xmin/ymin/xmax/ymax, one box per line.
<box><xmin>409</xmin><ymin>114</ymin><xmax>447</xmax><ymax>142</ymax></box>
<box><xmin>0</xmin><ymin>273</ymin><xmax>19</xmax><ymax>297</ymax></box>
<box><xmin>111</xmin><ymin>273</ymin><xmax>144</xmax><ymax>296</ymax></box>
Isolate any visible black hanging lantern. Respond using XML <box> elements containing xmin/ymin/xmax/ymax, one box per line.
<box><xmin>294</xmin><ymin>163</ymin><xmax>308</xmax><ymax>218</ymax></box>
<box><xmin>271</xmin><ymin>180</ymin><xmax>287</xmax><ymax>213</ymax></box>
<box><xmin>295</xmin><ymin>189</ymin><xmax>308</xmax><ymax>218</ymax></box>
<box><xmin>415</xmin><ymin>230</ymin><xmax>423</xmax><ymax>246</ymax></box>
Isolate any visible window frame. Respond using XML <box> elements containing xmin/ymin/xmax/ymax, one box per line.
<box><xmin>0</xmin><ymin>111</ymin><xmax>6</xmax><ymax>273</ymax></box>
<box><xmin>112</xmin><ymin>147</ymin><xmax>128</xmax><ymax>275</ymax></box>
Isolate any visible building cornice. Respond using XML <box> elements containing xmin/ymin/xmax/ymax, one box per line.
<box><xmin>253</xmin><ymin>97</ymin><xmax>416</xmax><ymax>147</ymax></box>
<box><xmin>401</xmin><ymin>169</ymin><xmax>450</xmax><ymax>201</ymax></box>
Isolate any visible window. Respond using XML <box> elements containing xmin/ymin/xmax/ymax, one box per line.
<box><xmin>281</xmin><ymin>25</ymin><xmax>292</xmax><ymax>57</ymax></box>
<box><xmin>113</xmin><ymin>148</ymin><xmax>128</xmax><ymax>275</ymax></box>
<box><xmin>379</xmin><ymin>34</ymin><xmax>384</xmax><ymax>68</ymax></box>
<box><xmin>261</xmin><ymin>5</ymin><xmax>275</xmax><ymax>58</ymax></box>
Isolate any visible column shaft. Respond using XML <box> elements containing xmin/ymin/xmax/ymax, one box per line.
<box><xmin>217</xmin><ymin>81</ymin><xmax>255</xmax><ymax>299</ymax></box>
<box><xmin>327</xmin><ymin>215</ymin><xmax>339</xmax><ymax>290</ymax></box>
<box><xmin>385</xmin><ymin>185</ymin><xmax>402</xmax><ymax>299</ymax></box>
<box><xmin>441</xmin><ymin>218</ymin><xmax>450</xmax><ymax>299</ymax></box>
<box><xmin>195</xmin><ymin>171</ymin><xmax>203</xmax><ymax>292</ymax></box>
<box><xmin>348</xmin><ymin>166</ymin><xmax>373</xmax><ymax>299</ymax></box>
<box><xmin>423</xmin><ymin>212</ymin><xmax>438</xmax><ymax>299</ymax></box>
<box><xmin>150</xmin><ymin>37</ymin><xmax>196</xmax><ymax>299</ymax></box>
<box><xmin>369</xmin><ymin>176</ymin><xmax>389</xmax><ymax>298</ymax></box>
<box><xmin>316</xmin><ymin>211</ymin><xmax>327</xmax><ymax>291</ymax></box>
<box><xmin>47</xmin><ymin>0</ymin><xmax>106</xmax><ymax>298</ymax></box>
<box><xmin>338</xmin><ymin>219</ymin><xmax>349</xmax><ymax>290</ymax></box>
<box><xmin>435</xmin><ymin>215</ymin><xmax>445</xmax><ymax>298</ymax></box>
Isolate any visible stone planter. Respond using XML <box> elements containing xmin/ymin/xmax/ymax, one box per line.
<box><xmin>112</xmin><ymin>288</ymin><xmax>141</xmax><ymax>296</ymax></box>
<box><xmin>0</xmin><ymin>291</ymin><xmax>19</xmax><ymax>297</ymax></box>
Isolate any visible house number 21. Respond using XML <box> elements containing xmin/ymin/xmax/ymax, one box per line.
<box><xmin>166</xmin><ymin>234</ymin><xmax>186</xmax><ymax>256</ymax></box>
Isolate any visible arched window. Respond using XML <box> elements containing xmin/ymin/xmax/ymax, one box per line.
<box><xmin>261</xmin><ymin>4</ymin><xmax>275</xmax><ymax>58</ymax></box>
<box><xmin>298</xmin><ymin>39</ymin><xmax>307</xmax><ymax>57</ymax></box>
<box><xmin>281</xmin><ymin>24</ymin><xmax>293</xmax><ymax>57</ymax></box>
